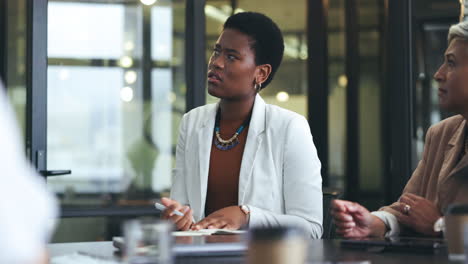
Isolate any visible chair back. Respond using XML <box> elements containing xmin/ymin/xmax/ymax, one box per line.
<box><xmin>322</xmin><ymin>189</ymin><xmax>341</xmax><ymax>239</ymax></box>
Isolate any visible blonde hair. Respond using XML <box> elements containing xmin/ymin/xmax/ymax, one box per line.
<box><xmin>448</xmin><ymin>21</ymin><xmax>468</xmax><ymax>43</ymax></box>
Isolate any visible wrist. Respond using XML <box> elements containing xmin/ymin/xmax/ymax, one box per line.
<box><xmin>239</xmin><ymin>205</ymin><xmax>250</xmax><ymax>226</ymax></box>
<box><xmin>369</xmin><ymin>215</ymin><xmax>387</xmax><ymax>237</ymax></box>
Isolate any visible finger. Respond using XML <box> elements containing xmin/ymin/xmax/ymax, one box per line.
<box><xmin>334</xmin><ymin>220</ymin><xmax>356</xmax><ymax>229</ymax></box>
<box><xmin>398</xmin><ymin>202</ymin><xmax>411</xmax><ymax>215</ymax></box>
<box><xmin>223</xmin><ymin>224</ymin><xmax>234</xmax><ymax>230</ymax></box>
<box><xmin>343</xmin><ymin>202</ymin><xmax>370</xmax><ymax>221</ymax></box>
<box><xmin>331</xmin><ymin>200</ymin><xmax>352</xmax><ymax>212</ymax></box>
<box><xmin>404</xmin><ymin>193</ymin><xmax>423</xmax><ymax>201</ymax></box>
<box><xmin>161</xmin><ymin>197</ymin><xmax>177</xmax><ymax>207</ymax></box>
<box><xmin>396</xmin><ymin>213</ymin><xmax>411</xmax><ymax>227</ymax></box>
<box><xmin>180</xmin><ymin>217</ymin><xmax>192</xmax><ymax>231</ymax></box>
<box><xmin>194</xmin><ymin>217</ymin><xmax>219</xmax><ymax>230</ymax></box>
<box><xmin>207</xmin><ymin>220</ymin><xmax>227</xmax><ymax>229</ymax></box>
<box><xmin>334</xmin><ymin>221</ymin><xmax>355</xmax><ymax>229</ymax></box>
<box><xmin>336</xmin><ymin>227</ymin><xmax>353</xmax><ymax>236</ymax></box>
<box><xmin>176</xmin><ymin>208</ymin><xmax>192</xmax><ymax>226</ymax></box>
<box><xmin>176</xmin><ymin>215</ymin><xmax>191</xmax><ymax>231</ymax></box>
<box><xmin>399</xmin><ymin>195</ymin><xmax>415</xmax><ymax>205</ymax></box>
<box><xmin>167</xmin><ymin>204</ymin><xmax>186</xmax><ymax>217</ymax></box>
<box><xmin>183</xmin><ymin>209</ymin><xmax>194</xmax><ymax>230</ymax></box>
<box><xmin>332</xmin><ymin>212</ymin><xmax>353</xmax><ymax>222</ymax></box>
<box><xmin>163</xmin><ymin>205</ymin><xmax>187</xmax><ymax>222</ymax></box>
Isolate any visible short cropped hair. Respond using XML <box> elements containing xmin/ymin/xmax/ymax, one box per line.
<box><xmin>223</xmin><ymin>12</ymin><xmax>284</xmax><ymax>89</ymax></box>
<box><xmin>448</xmin><ymin>21</ymin><xmax>468</xmax><ymax>43</ymax></box>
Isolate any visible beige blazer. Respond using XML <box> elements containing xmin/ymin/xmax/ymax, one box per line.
<box><xmin>381</xmin><ymin>115</ymin><xmax>468</xmax><ymax>217</ymax></box>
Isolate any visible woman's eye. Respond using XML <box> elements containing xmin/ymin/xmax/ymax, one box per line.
<box><xmin>227</xmin><ymin>54</ymin><xmax>236</xmax><ymax>60</ymax></box>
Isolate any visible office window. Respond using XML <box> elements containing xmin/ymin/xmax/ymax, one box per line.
<box><xmin>327</xmin><ymin>0</ymin><xmax>347</xmax><ymax>190</ymax></box>
<box><xmin>4</xmin><ymin>0</ymin><xmax>28</xmax><ymax>135</ymax></box>
<box><xmin>357</xmin><ymin>0</ymin><xmax>383</xmax><ymax>195</ymax></box>
<box><xmin>47</xmin><ymin>1</ymin><xmax>186</xmax><ymax>206</ymax></box>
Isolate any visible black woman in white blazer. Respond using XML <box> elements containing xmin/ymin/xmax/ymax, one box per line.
<box><xmin>161</xmin><ymin>12</ymin><xmax>323</xmax><ymax>238</ymax></box>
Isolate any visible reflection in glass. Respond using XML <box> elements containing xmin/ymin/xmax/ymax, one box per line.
<box><xmin>5</xmin><ymin>0</ymin><xmax>28</xmax><ymax>135</ymax></box>
<box><xmin>328</xmin><ymin>0</ymin><xmax>347</xmax><ymax>190</ymax></box>
<box><xmin>47</xmin><ymin>1</ymin><xmax>186</xmax><ymax>207</ymax></box>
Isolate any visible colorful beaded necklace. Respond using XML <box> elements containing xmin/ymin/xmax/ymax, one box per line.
<box><xmin>213</xmin><ymin>108</ymin><xmax>252</xmax><ymax>151</ymax></box>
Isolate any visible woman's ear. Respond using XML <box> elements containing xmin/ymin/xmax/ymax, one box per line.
<box><xmin>255</xmin><ymin>64</ymin><xmax>272</xmax><ymax>85</ymax></box>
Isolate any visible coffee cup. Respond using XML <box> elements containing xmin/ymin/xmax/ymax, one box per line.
<box><xmin>246</xmin><ymin>226</ymin><xmax>308</xmax><ymax>264</ymax></box>
<box><xmin>445</xmin><ymin>204</ymin><xmax>468</xmax><ymax>261</ymax></box>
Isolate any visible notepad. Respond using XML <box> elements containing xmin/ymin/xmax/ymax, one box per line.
<box><xmin>173</xmin><ymin>229</ymin><xmax>246</xmax><ymax>236</ymax></box>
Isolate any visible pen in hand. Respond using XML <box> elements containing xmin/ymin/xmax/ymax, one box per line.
<box><xmin>155</xmin><ymin>202</ymin><xmax>196</xmax><ymax>223</ymax></box>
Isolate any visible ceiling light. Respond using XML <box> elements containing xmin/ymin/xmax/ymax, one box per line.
<box><xmin>119</xmin><ymin>56</ymin><xmax>133</xmax><ymax>68</ymax></box>
<box><xmin>338</xmin><ymin>75</ymin><xmax>348</xmax><ymax>87</ymax></box>
<box><xmin>140</xmin><ymin>0</ymin><xmax>157</xmax><ymax>6</ymax></box>
<box><xmin>121</xmin><ymin>87</ymin><xmax>134</xmax><ymax>102</ymax></box>
<box><xmin>276</xmin><ymin>91</ymin><xmax>290</xmax><ymax>102</ymax></box>
<box><xmin>125</xmin><ymin>71</ymin><xmax>138</xmax><ymax>84</ymax></box>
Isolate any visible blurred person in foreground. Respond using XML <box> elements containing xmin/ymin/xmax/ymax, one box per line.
<box><xmin>0</xmin><ymin>80</ymin><xmax>58</xmax><ymax>263</ymax></box>
<box><xmin>332</xmin><ymin>21</ymin><xmax>468</xmax><ymax>238</ymax></box>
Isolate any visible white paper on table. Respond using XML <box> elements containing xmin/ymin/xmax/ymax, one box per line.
<box><xmin>172</xmin><ymin>229</ymin><xmax>246</xmax><ymax>236</ymax></box>
<box><xmin>50</xmin><ymin>252</ymin><xmax>119</xmax><ymax>264</ymax></box>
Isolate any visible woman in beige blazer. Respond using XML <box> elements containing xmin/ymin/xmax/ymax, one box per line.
<box><xmin>332</xmin><ymin>21</ymin><xmax>468</xmax><ymax>237</ymax></box>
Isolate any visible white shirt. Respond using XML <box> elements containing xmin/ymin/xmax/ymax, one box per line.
<box><xmin>170</xmin><ymin>94</ymin><xmax>323</xmax><ymax>238</ymax></box>
<box><xmin>0</xmin><ymin>83</ymin><xmax>58</xmax><ymax>263</ymax></box>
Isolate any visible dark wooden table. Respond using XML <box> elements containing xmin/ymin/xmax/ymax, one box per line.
<box><xmin>48</xmin><ymin>236</ymin><xmax>463</xmax><ymax>264</ymax></box>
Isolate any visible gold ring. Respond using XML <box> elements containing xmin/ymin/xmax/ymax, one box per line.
<box><xmin>403</xmin><ymin>204</ymin><xmax>411</xmax><ymax>214</ymax></box>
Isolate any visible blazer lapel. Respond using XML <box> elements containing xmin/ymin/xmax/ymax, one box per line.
<box><xmin>195</xmin><ymin>103</ymin><xmax>217</xmax><ymax>219</ymax></box>
<box><xmin>449</xmin><ymin>121</ymin><xmax>468</xmax><ymax>176</ymax></box>
<box><xmin>439</xmin><ymin>120</ymin><xmax>467</xmax><ymax>185</ymax></box>
<box><xmin>239</xmin><ymin>94</ymin><xmax>266</xmax><ymax>204</ymax></box>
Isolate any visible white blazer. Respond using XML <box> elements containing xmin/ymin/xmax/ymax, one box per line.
<box><xmin>170</xmin><ymin>94</ymin><xmax>323</xmax><ymax>238</ymax></box>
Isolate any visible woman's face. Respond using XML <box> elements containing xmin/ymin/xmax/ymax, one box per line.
<box><xmin>434</xmin><ymin>38</ymin><xmax>468</xmax><ymax>114</ymax></box>
<box><xmin>207</xmin><ymin>29</ymin><xmax>270</xmax><ymax>100</ymax></box>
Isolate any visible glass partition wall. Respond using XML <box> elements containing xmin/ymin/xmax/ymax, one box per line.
<box><xmin>46</xmin><ymin>0</ymin><xmax>186</xmax><ymax>207</ymax></box>
<box><xmin>45</xmin><ymin>0</ymin><xmax>186</xmax><ymax>242</ymax></box>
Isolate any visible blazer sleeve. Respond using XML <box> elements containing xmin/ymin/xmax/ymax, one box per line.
<box><xmin>248</xmin><ymin>116</ymin><xmax>323</xmax><ymax>239</ymax></box>
<box><xmin>376</xmin><ymin>125</ymin><xmax>434</xmax><ymax>235</ymax></box>
<box><xmin>169</xmin><ymin>114</ymin><xmax>190</xmax><ymax>205</ymax></box>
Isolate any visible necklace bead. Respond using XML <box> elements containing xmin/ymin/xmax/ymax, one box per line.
<box><xmin>213</xmin><ymin>108</ymin><xmax>252</xmax><ymax>151</ymax></box>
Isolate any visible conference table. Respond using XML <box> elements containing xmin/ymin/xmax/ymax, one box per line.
<box><xmin>48</xmin><ymin>235</ymin><xmax>462</xmax><ymax>264</ymax></box>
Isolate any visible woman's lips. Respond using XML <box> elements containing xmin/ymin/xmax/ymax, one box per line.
<box><xmin>438</xmin><ymin>88</ymin><xmax>447</xmax><ymax>97</ymax></box>
<box><xmin>207</xmin><ymin>72</ymin><xmax>222</xmax><ymax>84</ymax></box>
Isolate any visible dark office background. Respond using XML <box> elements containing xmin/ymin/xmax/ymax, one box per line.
<box><xmin>0</xmin><ymin>0</ymin><xmax>460</xmax><ymax>242</ymax></box>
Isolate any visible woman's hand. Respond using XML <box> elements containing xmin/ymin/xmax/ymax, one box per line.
<box><xmin>192</xmin><ymin>206</ymin><xmax>248</xmax><ymax>230</ymax></box>
<box><xmin>160</xmin><ymin>197</ymin><xmax>194</xmax><ymax>231</ymax></box>
<box><xmin>396</xmin><ymin>193</ymin><xmax>441</xmax><ymax>236</ymax></box>
<box><xmin>331</xmin><ymin>199</ymin><xmax>386</xmax><ymax>238</ymax></box>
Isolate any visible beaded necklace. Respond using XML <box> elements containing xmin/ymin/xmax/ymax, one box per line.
<box><xmin>213</xmin><ymin>108</ymin><xmax>252</xmax><ymax>151</ymax></box>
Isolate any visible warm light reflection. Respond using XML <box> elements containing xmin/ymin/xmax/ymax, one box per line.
<box><xmin>140</xmin><ymin>0</ymin><xmax>157</xmax><ymax>5</ymax></box>
<box><xmin>125</xmin><ymin>71</ymin><xmax>138</xmax><ymax>84</ymax></box>
<box><xmin>338</xmin><ymin>75</ymin><xmax>348</xmax><ymax>87</ymax></box>
<box><xmin>276</xmin><ymin>91</ymin><xmax>290</xmax><ymax>102</ymax></box>
<box><xmin>119</xmin><ymin>56</ymin><xmax>133</xmax><ymax>68</ymax></box>
<box><xmin>120</xmin><ymin>87</ymin><xmax>134</xmax><ymax>102</ymax></box>
<box><xmin>124</xmin><ymin>41</ymin><xmax>135</xmax><ymax>51</ymax></box>
<box><xmin>168</xmin><ymin>91</ymin><xmax>177</xmax><ymax>103</ymax></box>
